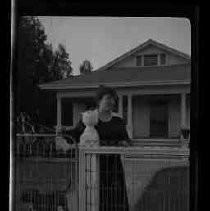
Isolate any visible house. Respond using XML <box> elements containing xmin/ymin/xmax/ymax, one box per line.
<box><xmin>39</xmin><ymin>39</ymin><xmax>191</xmax><ymax>143</ymax></box>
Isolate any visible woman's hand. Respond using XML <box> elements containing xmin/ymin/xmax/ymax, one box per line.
<box><xmin>119</xmin><ymin>140</ymin><xmax>132</xmax><ymax>147</ymax></box>
<box><xmin>55</xmin><ymin>137</ymin><xmax>71</xmax><ymax>152</ymax></box>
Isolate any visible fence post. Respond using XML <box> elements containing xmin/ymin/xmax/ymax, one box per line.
<box><xmin>90</xmin><ymin>153</ymin><xmax>99</xmax><ymax>211</ymax></box>
<box><xmin>79</xmin><ymin>148</ymin><xmax>86</xmax><ymax>211</ymax></box>
<box><xmin>79</xmin><ymin>148</ymin><xmax>100</xmax><ymax>211</ymax></box>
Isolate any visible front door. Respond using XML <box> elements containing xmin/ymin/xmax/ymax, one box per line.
<box><xmin>150</xmin><ymin>102</ymin><xmax>168</xmax><ymax>138</ymax></box>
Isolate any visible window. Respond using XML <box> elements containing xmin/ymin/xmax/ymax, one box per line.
<box><xmin>150</xmin><ymin>101</ymin><xmax>168</xmax><ymax>138</ymax></box>
<box><xmin>144</xmin><ymin>54</ymin><xmax>158</xmax><ymax>66</ymax></box>
<box><xmin>61</xmin><ymin>98</ymin><xmax>73</xmax><ymax>126</ymax></box>
<box><xmin>136</xmin><ymin>55</ymin><xmax>142</xmax><ymax>66</ymax></box>
<box><xmin>136</xmin><ymin>54</ymin><xmax>166</xmax><ymax>67</ymax></box>
<box><xmin>160</xmin><ymin>53</ymin><xmax>166</xmax><ymax>65</ymax></box>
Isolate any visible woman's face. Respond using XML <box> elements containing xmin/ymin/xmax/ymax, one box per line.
<box><xmin>98</xmin><ymin>94</ymin><xmax>116</xmax><ymax>112</ymax></box>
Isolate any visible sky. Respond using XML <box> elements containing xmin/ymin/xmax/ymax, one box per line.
<box><xmin>38</xmin><ymin>17</ymin><xmax>191</xmax><ymax>75</ymax></box>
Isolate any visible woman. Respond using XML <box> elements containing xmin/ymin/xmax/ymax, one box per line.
<box><xmin>63</xmin><ymin>85</ymin><xmax>131</xmax><ymax>211</ymax></box>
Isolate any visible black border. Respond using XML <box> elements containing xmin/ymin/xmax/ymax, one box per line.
<box><xmin>10</xmin><ymin>1</ymin><xmax>200</xmax><ymax>211</ymax></box>
<box><xmin>16</xmin><ymin>1</ymin><xmax>196</xmax><ymax>18</ymax></box>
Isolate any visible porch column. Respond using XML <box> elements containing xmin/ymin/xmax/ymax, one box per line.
<box><xmin>57</xmin><ymin>95</ymin><xmax>62</xmax><ymax>132</ymax></box>
<box><xmin>118</xmin><ymin>95</ymin><xmax>123</xmax><ymax>118</ymax></box>
<box><xmin>127</xmin><ymin>94</ymin><xmax>133</xmax><ymax>139</ymax></box>
<box><xmin>181</xmin><ymin>93</ymin><xmax>187</xmax><ymax>127</ymax></box>
<box><xmin>157</xmin><ymin>54</ymin><xmax>161</xmax><ymax>65</ymax></box>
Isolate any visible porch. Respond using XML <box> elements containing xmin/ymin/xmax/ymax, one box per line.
<box><xmin>56</xmin><ymin>89</ymin><xmax>190</xmax><ymax>140</ymax></box>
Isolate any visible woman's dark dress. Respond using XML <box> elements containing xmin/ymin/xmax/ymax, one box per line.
<box><xmin>65</xmin><ymin>116</ymin><xmax>129</xmax><ymax>211</ymax></box>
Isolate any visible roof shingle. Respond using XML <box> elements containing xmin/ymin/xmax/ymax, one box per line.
<box><xmin>39</xmin><ymin>64</ymin><xmax>191</xmax><ymax>90</ymax></box>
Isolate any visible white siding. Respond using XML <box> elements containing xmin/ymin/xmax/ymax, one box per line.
<box><xmin>168</xmin><ymin>97</ymin><xmax>181</xmax><ymax>138</ymax></box>
<box><xmin>133</xmin><ymin>95</ymin><xmax>182</xmax><ymax>139</ymax></box>
<box><xmin>73</xmin><ymin>102</ymin><xmax>86</xmax><ymax>126</ymax></box>
<box><xmin>137</xmin><ymin>46</ymin><xmax>166</xmax><ymax>55</ymax></box>
<box><xmin>167</xmin><ymin>53</ymin><xmax>188</xmax><ymax>65</ymax></box>
<box><xmin>113</xmin><ymin>45</ymin><xmax>189</xmax><ymax>68</ymax></box>
<box><xmin>114</xmin><ymin>55</ymin><xmax>136</xmax><ymax>68</ymax></box>
<box><xmin>186</xmin><ymin>95</ymin><xmax>190</xmax><ymax>128</ymax></box>
<box><xmin>133</xmin><ymin>97</ymin><xmax>150</xmax><ymax>138</ymax></box>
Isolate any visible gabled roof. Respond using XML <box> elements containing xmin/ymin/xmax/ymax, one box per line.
<box><xmin>94</xmin><ymin>39</ymin><xmax>191</xmax><ymax>72</ymax></box>
<box><xmin>39</xmin><ymin>39</ymin><xmax>191</xmax><ymax>91</ymax></box>
<box><xmin>39</xmin><ymin>64</ymin><xmax>191</xmax><ymax>90</ymax></box>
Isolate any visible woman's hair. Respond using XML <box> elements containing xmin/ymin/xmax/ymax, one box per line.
<box><xmin>95</xmin><ymin>85</ymin><xmax>118</xmax><ymax>108</ymax></box>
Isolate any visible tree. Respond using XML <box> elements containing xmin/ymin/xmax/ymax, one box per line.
<box><xmin>15</xmin><ymin>16</ymin><xmax>73</xmax><ymax>126</ymax></box>
<box><xmin>79</xmin><ymin>60</ymin><xmax>93</xmax><ymax>75</ymax></box>
<box><xmin>16</xmin><ymin>16</ymin><xmax>49</xmax><ymax>114</ymax></box>
<box><xmin>50</xmin><ymin>44</ymin><xmax>73</xmax><ymax>80</ymax></box>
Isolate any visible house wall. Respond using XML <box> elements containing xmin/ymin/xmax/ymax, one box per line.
<box><xmin>168</xmin><ymin>94</ymin><xmax>190</xmax><ymax>137</ymax></box>
<box><xmin>186</xmin><ymin>95</ymin><xmax>190</xmax><ymax>128</ymax></box>
<box><xmin>168</xmin><ymin>97</ymin><xmax>181</xmax><ymax>138</ymax></box>
<box><xmin>136</xmin><ymin>46</ymin><xmax>167</xmax><ymax>55</ymax></box>
<box><xmin>114</xmin><ymin>55</ymin><xmax>136</xmax><ymax>67</ymax></box>
<box><xmin>72</xmin><ymin>98</ymin><xmax>96</xmax><ymax>127</ymax></box>
<box><xmin>69</xmin><ymin>94</ymin><xmax>189</xmax><ymax>139</ymax></box>
<box><xmin>59</xmin><ymin>90</ymin><xmax>190</xmax><ymax>139</ymax></box>
<box><xmin>73</xmin><ymin>102</ymin><xmax>86</xmax><ymax>127</ymax></box>
<box><xmin>132</xmin><ymin>95</ymin><xmax>182</xmax><ymax>139</ymax></box>
<box><xmin>167</xmin><ymin>53</ymin><xmax>188</xmax><ymax>65</ymax></box>
<box><xmin>133</xmin><ymin>96</ymin><xmax>150</xmax><ymax>138</ymax></box>
<box><xmin>113</xmin><ymin>45</ymin><xmax>188</xmax><ymax>68</ymax></box>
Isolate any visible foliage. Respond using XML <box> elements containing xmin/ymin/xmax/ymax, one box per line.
<box><xmin>79</xmin><ymin>60</ymin><xmax>93</xmax><ymax>75</ymax></box>
<box><xmin>51</xmin><ymin>44</ymin><xmax>73</xmax><ymax>80</ymax></box>
<box><xmin>15</xmin><ymin>16</ymin><xmax>73</xmax><ymax>126</ymax></box>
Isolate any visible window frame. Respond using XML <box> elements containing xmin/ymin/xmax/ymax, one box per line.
<box><xmin>136</xmin><ymin>55</ymin><xmax>143</xmax><ymax>67</ymax></box>
<box><xmin>160</xmin><ymin>53</ymin><xmax>167</xmax><ymax>66</ymax></box>
<box><xmin>122</xmin><ymin>95</ymin><xmax>128</xmax><ymax>124</ymax></box>
<box><xmin>143</xmin><ymin>54</ymin><xmax>158</xmax><ymax>66</ymax></box>
<box><xmin>136</xmin><ymin>53</ymin><xmax>167</xmax><ymax>67</ymax></box>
